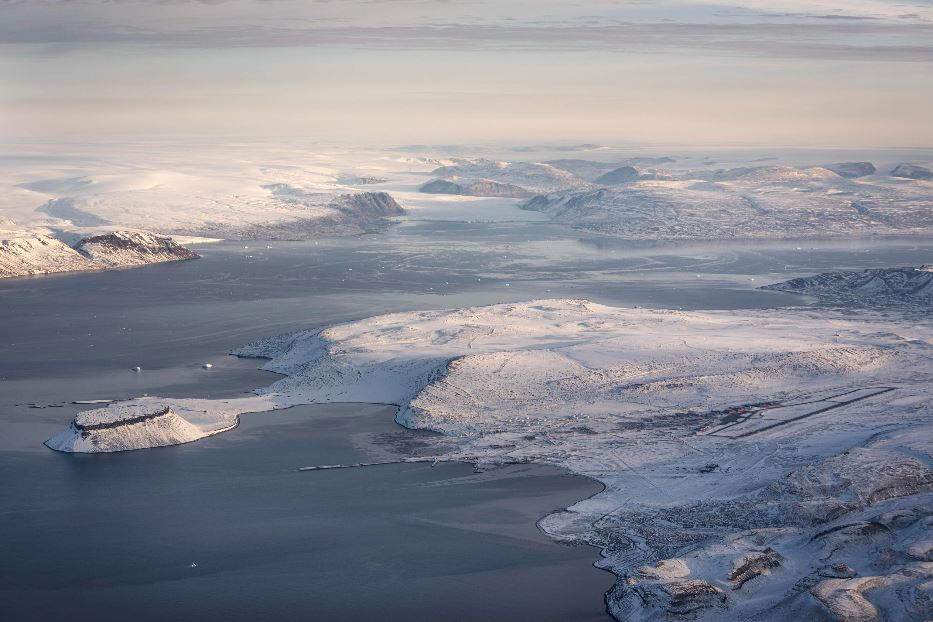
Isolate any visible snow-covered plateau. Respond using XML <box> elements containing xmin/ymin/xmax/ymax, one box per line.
<box><xmin>0</xmin><ymin>230</ymin><xmax>198</xmax><ymax>279</ymax></box>
<box><xmin>3</xmin><ymin>145</ymin><xmax>932</xmax><ymax>243</ymax></box>
<box><xmin>48</xmin><ymin>290</ymin><xmax>932</xmax><ymax>621</ymax></box>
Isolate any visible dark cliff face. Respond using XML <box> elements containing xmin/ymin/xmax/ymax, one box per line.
<box><xmin>338</xmin><ymin>192</ymin><xmax>405</xmax><ymax>218</ymax></box>
<box><xmin>76</xmin><ymin>231</ymin><xmax>199</xmax><ymax>260</ymax></box>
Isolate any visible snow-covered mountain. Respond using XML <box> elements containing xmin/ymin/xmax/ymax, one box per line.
<box><xmin>0</xmin><ymin>230</ymin><xmax>197</xmax><ymax>279</ymax></box>
<box><xmin>762</xmin><ymin>266</ymin><xmax>933</xmax><ymax>309</ymax></box>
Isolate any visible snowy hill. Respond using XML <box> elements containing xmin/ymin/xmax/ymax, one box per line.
<box><xmin>762</xmin><ymin>266</ymin><xmax>933</xmax><ymax>309</ymax></box>
<box><xmin>48</xmin><ymin>298</ymin><xmax>933</xmax><ymax>621</ymax></box>
<box><xmin>0</xmin><ymin>230</ymin><xmax>198</xmax><ymax>279</ymax></box>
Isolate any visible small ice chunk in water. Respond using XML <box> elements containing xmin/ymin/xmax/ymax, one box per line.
<box><xmin>189</xmin><ymin>562</ymin><xmax>198</xmax><ymax>568</ymax></box>
<box><xmin>133</xmin><ymin>366</ymin><xmax>142</xmax><ymax>372</ymax></box>
<box><xmin>203</xmin><ymin>363</ymin><xmax>213</xmax><ymax>369</ymax></box>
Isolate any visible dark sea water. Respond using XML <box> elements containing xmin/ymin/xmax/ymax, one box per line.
<box><xmin>1</xmin><ymin>218</ymin><xmax>930</xmax><ymax>620</ymax></box>
<box><xmin>3</xmin><ymin>405</ymin><xmax>611</xmax><ymax>621</ymax></box>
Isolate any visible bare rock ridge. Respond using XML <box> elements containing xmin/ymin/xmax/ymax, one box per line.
<box><xmin>0</xmin><ymin>230</ymin><xmax>198</xmax><ymax>279</ymax></box>
<box><xmin>761</xmin><ymin>265</ymin><xmax>933</xmax><ymax>309</ymax></box>
<box><xmin>419</xmin><ymin>177</ymin><xmax>534</xmax><ymax>198</ymax></box>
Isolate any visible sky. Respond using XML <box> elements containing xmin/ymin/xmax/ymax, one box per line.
<box><xmin>1</xmin><ymin>0</ymin><xmax>932</xmax><ymax>148</ymax></box>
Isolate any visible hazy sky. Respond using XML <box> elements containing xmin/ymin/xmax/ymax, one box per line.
<box><xmin>1</xmin><ymin>0</ymin><xmax>931</xmax><ymax>147</ymax></box>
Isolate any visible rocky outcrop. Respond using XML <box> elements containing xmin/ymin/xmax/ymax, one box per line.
<box><xmin>890</xmin><ymin>164</ymin><xmax>932</xmax><ymax>180</ymax></box>
<box><xmin>609</xmin><ymin>576</ymin><xmax>727</xmax><ymax>620</ymax></box>
<box><xmin>419</xmin><ymin>177</ymin><xmax>533</xmax><ymax>198</ymax></box>
<box><xmin>76</xmin><ymin>230</ymin><xmax>198</xmax><ymax>266</ymax></box>
<box><xmin>0</xmin><ymin>231</ymin><xmax>198</xmax><ymax>279</ymax></box>
<box><xmin>729</xmin><ymin>548</ymin><xmax>784</xmax><ymax>589</ymax></box>
<box><xmin>811</xmin><ymin>576</ymin><xmax>886</xmax><ymax>622</ymax></box>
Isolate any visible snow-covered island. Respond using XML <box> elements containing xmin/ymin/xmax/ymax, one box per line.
<box><xmin>0</xmin><ymin>230</ymin><xmax>198</xmax><ymax>279</ymax></box>
<box><xmin>48</xmin><ymin>288</ymin><xmax>932</xmax><ymax>621</ymax></box>
<box><xmin>45</xmin><ymin>395</ymin><xmax>274</xmax><ymax>453</ymax></box>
